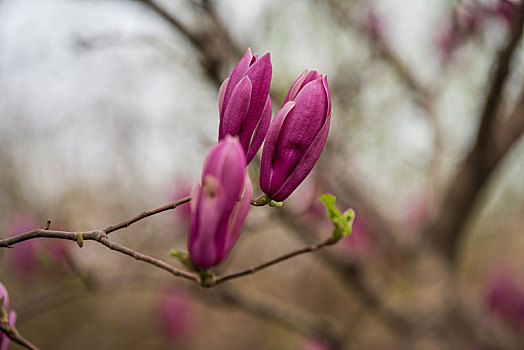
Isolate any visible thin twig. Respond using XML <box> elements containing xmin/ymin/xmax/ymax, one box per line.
<box><xmin>1</xmin><ymin>196</ymin><xmax>342</xmax><ymax>288</ymax></box>
<box><xmin>103</xmin><ymin>196</ymin><xmax>191</xmax><ymax>234</ymax></box>
<box><xmin>0</xmin><ymin>229</ymin><xmax>200</xmax><ymax>283</ymax></box>
<box><xmin>137</xmin><ymin>0</ymin><xmax>240</xmax><ymax>85</ymax></box>
<box><xmin>274</xmin><ymin>209</ymin><xmax>413</xmax><ymax>334</ymax></box>
<box><xmin>210</xmin><ymin>286</ymin><xmax>346</xmax><ymax>349</ymax></box>
<box><xmin>214</xmin><ymin>237</ymin><xmax>337</xmax><ymax>285</ymax></box>
<box><xmin>15</xmin><ymin>271</ymin><xmax>346</xmax><ymax>349</ymax></box>
<box><xmin>0</xmin><ymin>322</ymin><xmax>40</xmax><ymax>350</ymax></box>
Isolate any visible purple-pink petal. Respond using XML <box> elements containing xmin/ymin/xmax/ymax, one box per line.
<box><xmin>220</xmin><ymin>76</ymin><xmax>252</xmax><ymax>139</ymax></box>
<box><xmin>284</xmin><ymin>70</ymin><xmax>322</xmax><ymax>104</ymax></box>
<box><xmin>260</xmin><ymin>101</ymin><xmax>296</xmax><ymax>195</ymax></box>
<box><xmin>218</xmin><ymin>77</ymin><xmax>229</xmax><ymax>132</ymax></box>
<box><xmin>218</xmin><ymin>48</ymin><xmax>272</xmax><ymax>164</ymax></box>
<box><xmin>221</xmin><ymin>48</ymin><xmax>252</xmax><ymax>116</ymax></box>
<box><xmin>260</xmin><ymin>71</ymin><xmax>331</xmax><ymax>201</ymax></box>
<box><xmin>272</xmin><ymin>112</ymin><xmax>331</xmax><ymax>202</ymax></box>
<box><xmin>224</xmin><ymin>174</ymin><xmax>253</xmax><ymax>254</ymax></box>
<box><xmin>270</xmin><ymin>79</ymin><xmax>328</xmax><ymax>194</ymax></box>
<box><xmin>245</xmin><ymin>96</ymin><xmax>272</xmax><ymax>164</ymax></box>
<box><xmin>188</xmin><ymin>137</ymin><xmax>251</xmax><ymax>269</ymax></box>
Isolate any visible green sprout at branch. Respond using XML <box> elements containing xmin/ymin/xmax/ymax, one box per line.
<box><xmin>320</xmin><ymin>193</ymin><xmax>355</xmax><ymax>242</ymax></box>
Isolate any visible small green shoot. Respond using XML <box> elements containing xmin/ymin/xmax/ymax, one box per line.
<box><xmin>320</xmin><ymin>193</ymin><xmax>355</xmax><ymax>242</ymax></box>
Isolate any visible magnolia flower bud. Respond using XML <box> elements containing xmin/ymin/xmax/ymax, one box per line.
<box><xmin>218</xmin><ymin>48</ymin><xmax>272</xmax><ymax>164</ymax></box>
<box><xmin>260</xmin><ymin>70</ymin><xmax>331</xmax><ymax>201</ymax></box>
<box><xmin>188</xmin><ymin>136</ymin><xmax>252</xmax><ymax>268</ymax></box>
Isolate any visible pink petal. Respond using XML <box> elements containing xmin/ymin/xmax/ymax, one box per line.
<box><xmin>284</xmin><ymin>69</ymin><xmax>308</xmax><ymax>104</ymax></box>
<box><xmin>272</xmin><ymin>112</ymin><xmax>331</xmax><ymax>201</ymax></box>
<box><xmin>219</xmin><ymin>76</ymin><xmax>252</xmax><ymax>140</ymax></box>
<box><xmin>238</xmin><ymin>53</ymin><xmax>272</xmax><ymax>151</ymax></box>
<box><xmin>224</xmin><ymin>173</ymin><xmax>253</xmax><ymax>255</ymax></box>
<box><xmin>270</xmin><ymin>79</ymin><xmax>328</xmax><ymax>194</ymax></box>
<box><xmin>222</xmin><ymin>48</ymin><xmax>252</xmax><ymax>116</ymax></box>
<box><xmin>189</xmin><ymin>176</ymin><xmax>225</xmax><ymax>268</ymax></box>
<box><xmin>218</xmin><ymin>77</ymin><xmax>230</xmax><ymax>132</ymax></box>
<box><xmin>259</xmin><ymin>101</ymin><xmax>296</xmax><ymax>195</ymax></box>
<box><xmin>246</xmin><ymin>96</ymin><xmax>272</xmax><ymax>163</ymax></box>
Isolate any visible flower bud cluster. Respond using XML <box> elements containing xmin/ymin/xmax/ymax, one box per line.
<box><xmin>187</xmin><ymin>48</ymin><xmax>331</xmax><ymax>269</ymax></box>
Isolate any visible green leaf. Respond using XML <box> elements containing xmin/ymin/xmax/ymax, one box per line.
<box><xmin>320</xmin><ymin>193</ymin><xmax>341</xmax><ymax>220</ymax></box>
<box><xmin>169</xmin><ymin>249</ymin><xmax>196</xmax><ymax>271</ymax></box>
<box><xmin>320</xmin><ymin>193</ymin><xmax>355</xmax><ymax>242</ymax></box>
<box><xmin>341</xmin><ymin>208</ymin><xmax>355</xmax><ymax>236</ymax></box>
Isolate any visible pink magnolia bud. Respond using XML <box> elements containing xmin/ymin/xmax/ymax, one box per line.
<box><xmin>218</xmin><ymin>48</ymin><xmax>272</xmax><ymax>164</ymax></box>
<box><xmin>188</xmin><ymin>136</ymin><xmax>252</xmax><ymax>269</ymax></box>
<box><xmin>0</xmin><ymin>282</ymin><xmax>17</xmax><ymax>350</ymax></box>
<box><xmin>260</xmin><ymin>70</ymin><xmax>331</xmax><ymax>202</ymax></box>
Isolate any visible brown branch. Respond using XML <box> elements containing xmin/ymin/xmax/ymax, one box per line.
<box><xmin>322</xmin><ymin>0</ymin><xmax>432</xmax><ymax>110</ymax></box>
<box><xmin>428</xmin><ymin>4</ymin><xmax>524</xmax><ymax>262</ymax></box>
<box><xmin>103</xmin><ymin>196</ymin><xmax>190</xmax><ymax>234</ymax></box>
<box><xmin>274</xmin><ymin>209</ymin><xmax>413</xmax><ymax>335</ymax></box>
<box><xmin>1</xmin><ymin>195</ymin><xmax>344</xmax><ymax>289</ymax></box>
<box><xmin>210</xmin><ymin>286</ymin><xmax>346</xmax><ymax>349</ymax></box>
<box><xmin>15</xmin><ymin>271</ymin><xmax>346</xmax><ymax>349</ymax></box>
<box><xmin>212</xmin><ymin>236</ymin><xmax>337</xmax><ymax>286</ymax></box>
<box><xmin>0</xmin><ymin>322</ymin><xmax>40</xmax><ymax>350</ymax></box>
<box><xmin>0</xmin><ymin>229</ymin><xmax>200</xmax><ymax>283</ymax></box>
<box><xmin>137</xmin><ymin>0</ymin><xmax>240</xmax><ymax>85</ymax></box>
<box><xmin>1</xmin><ymin>230</ymin><xmax>341</xmax><ymax>288</ymax></box>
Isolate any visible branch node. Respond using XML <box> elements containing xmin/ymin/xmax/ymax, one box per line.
<box><xmin>94</xmin><ymin>230</ymin><xmax>107</xmax><ymax>241</ymax></box>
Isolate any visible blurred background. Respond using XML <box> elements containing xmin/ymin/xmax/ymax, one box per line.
<box><xmin>1</xmin><ymin>0</ymin><xmax>523</xmax><ymax>349</ymax></box>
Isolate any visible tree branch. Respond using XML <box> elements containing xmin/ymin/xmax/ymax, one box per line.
<box><xmin>210</xmin><ymin>286</ymin><xmax>346</xmax><ymax>349</ymax></box>
<box><xmin>0</xmin><ymin>229</ymin><xmax>200</xmax><ymax>283</ymax></box>
<box><xmin>213</xmin><ymin>237</ymin><xmax>337</xmax><ymax>286</ymax></box>
<box><xmin>1</xmin><ymin>198</ymin><xmax>343</xmax><ymax>288</ymax></box>
<box><xmin>103</xmin><ymin>196</ymin><xmax>190</xmax><ymax>234</ymax></box>
<box><xmin>0</xmin><ymin>322</ymin><xmax>40</xmax><ymax>350</ymax></box>
<box><xmin>428</xmin><ymin>4</ymin><xmax>524</xmax><ymax>262</ymax></box>
<box><xmin>274</xmin><ymin>209</ymin><xmax>413</xmax><ymax>336</ymax></box>
<box><xmin>14</xmin><ymin>272</ymin><xmax>346</xmax><ymax>349</ymax></box>
<box><xmin>137</xmin><ymin>0</ymin><xmax>240</xmax><ymax>85</ymax></box>
<box><xmin>322</xmin><ymin>0</ymin><xmax>432</xmax><ymax>111</ymax></box>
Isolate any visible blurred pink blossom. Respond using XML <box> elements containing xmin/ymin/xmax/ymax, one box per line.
<box><xmin>300</xmin><ymin>338</ymin><xmax>331</xmax><ymax>350</ymax></box>
<box><xmin>493</xmin><ymin>0</ymin><xmax>519</xmax><ymax>24</ymax></box>
<box><xmin>157</xmin><ymin>287</ymin><xmax>196</xmax><ymax>343</ymax></box>
<box><xmin>7</xmin><ymin>212</ymin><xmax>71</xmax><ymax>278</ymax></box>
<box><xmin>7</xmin><ymin>213</ymin><xmax>39</xmax><ymax>275</ymax></box>
<box><xmin>485</xmin><ymin>267</ymin><xmax>524</xmax><ymax>332</ymax></box>
<box><xmin>435</xmin><ymin>3</ymin><xmax>486</xmax><ymax>60</ymax></box>
<box><xmin>362</xmin><ymin>6</ymin><xmax>385</xmax><ymax>41</ymax></box>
